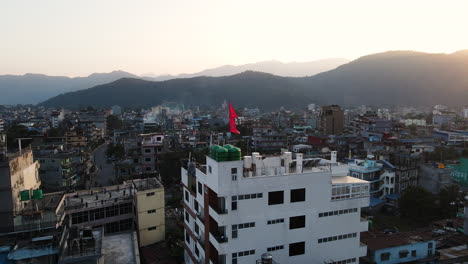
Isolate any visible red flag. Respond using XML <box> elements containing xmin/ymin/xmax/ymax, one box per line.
<box><xmin>229</xmin><ymin>103</ymin><xmax>240</xmax><ymax>134</ymax></box>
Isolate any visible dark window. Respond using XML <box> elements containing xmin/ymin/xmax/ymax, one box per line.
<box><xmin>381</xmin><ymin>253</ymin><xmax>390</xmax><ymax>261</ymax></box>
<box><xmin>198</xmin><ymin>182</ymin><xmax>203</xmax><ymax>195</ymax></box>
<box><xmin>148</xmin><ymin>226</ymin><xmax>156</xmax><ymax>231</ymax></box>
<box><xmin>291</xmin><ymin>188</ymin><xmax>306</xmax><ymax>203</ymax></box>
<box><xmin>411</xmin><ymin>250</ymin><xmax>417</xmax><ymax>257</ymax></box>
<box><xmin>232</xmin><ymin>201</ymin><xmax>237</xmax><ymax>210</ymax></box>
<box><xmin>145</xmin><ymin>157</ymin><xmax>151</xmax><ymax>162</ymax></box>
<box><xmin>195</xmin><ymin>223</ymin><xmax>199</xmax><ymax>234</ymax></box>
<box><xmin>145</xmin><ymin>148</ymin><xmax>151</xmax><ymax>153</ymax></box>
<box><xmin>185</xmin><ymin>190</ymin><xmax>189</xmax><ymax>202</ymax></box>
<box><xmin>185</xmin><ymin>230</ymin><xmax>190</xmax><ymax>244</ymax></box>
<box><xmin>399</xmin><ymin>250</ymin><xmax>409</xmax><ymax>258</ymax></box>
<box><xmin>268</xmin><ymin>191</ymin><xmax>284</xmax><ymax>205</ymax></box>
<box><xmin>147</xmin><ymin>192</ymin><xmax>155</xmax><ymax>197</ymax></box>
<box><xmin>232</xmin><ymin>225</ymin><xmax>238</xmax><ymax>238</ymax></box>
<box><xmin>195</xmin><ymin>246</ymin><xmax>199</xmax><ymax>257</ymax></box>
<box><xmin>185</xmin><ymin>211</ymin><xmax>189</xmax><ymax>222</ymax></box>
<box><xmin>289</xmin><ymin>215</ymin><xmax>306</xmax><ymax>229</ymax></box>
<box><xmin>231</xmin><ymin>168</ymin><xmax>237</xmax><ymax>174</ymax></box>
<box><xmin>147</xmin><ymin>209</ymin><xmax>156</xmax><ymax>214</ymax></box>
<box><xmin>428</xmin><ymin>242</ymin><xmax>433</xmax><ymax>248</ymax></box>
<box><xmin>289</xmin><ymin>242</ymin><xmax>305</xmax><ymax>256</ymax></box>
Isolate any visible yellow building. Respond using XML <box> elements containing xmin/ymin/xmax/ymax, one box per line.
<box><xmin>132</xmin><ymin>178</ymin><xmax>165</xmax><ymax>247</ymax></box>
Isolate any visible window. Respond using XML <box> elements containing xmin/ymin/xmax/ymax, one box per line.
<box><xmin>194</xmin><ymin>200</ymin><xmax>199</xmax><ymax>212</ymax></box>
<box><xmin>231</xmin><ymin>168</ymin><xmax>238</xmax><ymax>181</ymax></box>
<box><xmin>381</xmin><ymin>252</ymin><xmax>390</xmax><ymax>261</ymax></box>
<box><xmin>208</xmin><ymin>166</ymin><xmax>212</xmax><ymax>173</ymax></box>
<box><xmin>411</xmin><ymin>250</ymin><xmax>417</xmax><ymax>257</ymax></box>
<box><xmin>232</xmin><ymin>200</ymin><xmax>237</xmax><ymax>210</ymax></box>
<box><xmin>185</xmin><ymin>190</ymin><xmax>189</xmax><ymax>202</ymax></box>
<box><xmin>232</xmin><ymin>225</ymin><xmax>238</xmax><ymax>238</ymax></box>
<box><xmin>291</xmin><ymin>188</ymin><xmax>306</xmax><ymax>203</ymax></box>
<box><xmin>289</xmin><ymin>215</ymin><xmax>306</xmax><ymax>229</ymax></box>
<box><xmin>198</xmin><ymin>182</ymin><xmax>203</xmax><ymax>195</ymax></box>
<box><xmin>195</xmin><ymin>246</ymin><xmax>200</xmax><ymax>257</ymax></box>
<box><xmin>268</xmin><ymin>191</ymin><xmax>284</xmax><ymax>205</ymax></box>
<box><xmin>148</xmin><ymin>226</ymin><xmax>157</xmax><ymax>231</ymax></box>
<box><xmin>195</xmin><ymin>223</ymin><xmax>199</xmax><ymax>235</ymax></box>
<box><xmin>267</xmin><ymin>245</ymin><xmax>284</xmax><ymax>252</ymax></box>
<box><xmin>185</xmin><ymin>230</ymin><xmax>190</xmax><ymax>244</ymax></box>
<box><xmin>428</xmin><ymin>242</ymin><xmax>433</xmax><ymax>248</ymax></box>
<box><xmin>185</xmin><ymin>211</ymin><xmax>189</xmax><ymax>222</ymax></box>
<box><xmin>145</xmin><ymin>157</ymin><xmax>151</xmax><ymax>162</ymax></box>
<box><xmin>289</xmin><ymin>242</ymin><xmax>305</xmax><ymax>256</ymax></box>
<box><xmin>147</xmin><ymin>192</ymin><xmax>155</xmax><ymax>197</ymax></box>
<box><xmin>145</xmin><ymin>148</ymin><xmax>151</xmax><ymax>153</ymax></box>
<box><xmin>399</xmin><ymin>250</ymin><xmax>409</xmax><ymax>258</ymax></box>
<box><xmin>147</xmin><ymin>209</ymin><xmax>156</xmax><ymax>214</ymax></box>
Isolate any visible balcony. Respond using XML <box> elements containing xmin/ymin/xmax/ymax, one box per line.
<box><xmin>196</xmin><ymin>211</ymin><xmax>205</xmax><ymax>222</ymax></box>
<box><xmin>212</xmin><ymin>207</ymin><xmax>228</xmax><ymax>215</ymax></box>
<box><xmin>212</xmin><ymin>231</ymin><xmax>228</xmax><ymax>243</ymax></box>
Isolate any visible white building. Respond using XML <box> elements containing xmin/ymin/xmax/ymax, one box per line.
<box><xmin>401</xmin><ymin>119</ymin><xmax>426</xmax><ymax>126</ymax></box>
<box><xmin>182</xmin><ymin>147</ymin><xmax>370</xmax><ymax>264</ymax></box>
<box><xmin>464</xmin><ymin>107</ymin><xmax>468</xmax><ymax>119</ymax></box>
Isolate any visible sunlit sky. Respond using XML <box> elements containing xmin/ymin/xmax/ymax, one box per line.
<box><xmin>2</xmin><ymin>0</ymin><xmax>468</xmax><ymax>77</ymax></box>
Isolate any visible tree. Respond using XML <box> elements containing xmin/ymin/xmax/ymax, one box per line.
<box><xmin>6</xmin><ymin>125</ymin><xmax>37</xmax><ymax>150</ymax></box>
<box><xmin>438</xmin><ymin>185</ymin><xmax>465</xmax><ymax>218</ymax></box>
<box><xmin>399</xmin><ymin>187</ymin><xmax>436</xmax><ymax>225</ymax></box>
<box><xmin>106</xmin><ymin>115</ymin><xmax>123</xmax><ymax>132</ymax></box>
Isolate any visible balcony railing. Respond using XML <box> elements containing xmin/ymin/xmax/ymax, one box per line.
<box><xmin>360</xmin><ymin>242</ymin><xmax>367</xmax><ymax>247</ymax></box>
<box><xmin>213</xmin><ymin>233</ymin><xmax>228</xmax><ymax>243</ymax></box>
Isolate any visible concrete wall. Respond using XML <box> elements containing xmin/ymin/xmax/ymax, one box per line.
<box><xmin>135</xmin><ymin>187</ymin><xmax>165</xmax><ymax>247</ymax></box>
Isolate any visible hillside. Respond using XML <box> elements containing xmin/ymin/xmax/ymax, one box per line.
<box><xmin>41</xmin><ymin>50</ymin><xmax>468</xmax><ymax>109</ymax></box>
<box><xmin>0</xmin><ymin>71</ymin><xmax>138</xmax><ymax>104</ymax></box>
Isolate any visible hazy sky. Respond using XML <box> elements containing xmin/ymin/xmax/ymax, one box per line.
<box><xmin>2</xmin><ymin>0</ymin><xmax>468</xmax><ymax>77</ymax></box>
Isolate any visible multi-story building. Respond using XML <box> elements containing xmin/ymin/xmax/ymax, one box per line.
<box><xmin>182</xmin><ymin>145</ymin><xmax>370</xmax><ymax>264</ymax></box>
<box><xmin>0</xmin><ymin>147</ymin><xmax>41</xmax><ymax>232</ymax></box>
<box><xmin>140</xmin><ymin>133</ymin><xmax>164</xmax><ymax>173</ymax></box>
<box><xmin>390</xmin><ymin>152</ymin><xmax>421</xmax><ymax>194</ymax></box>
<box><xmin>251</xmin><ymin>127</ymin><xmax>287</xmax><ymax>152</ymax></box>
<box><xmin>419</xmin><ymin>163</ymin><xmax>453</xmax><ymax>194</ymax></box>
<box><xmin>35</xmin><ymin>154</ymin><xmax>79</xmax><ymax>190</ymax></box>
<box><xmin>348</xmin><ymin>158</ymin><xmax>396</xmax><ymax>200</ymax></box>
<box><xmin>320</xmin><ymin>105</ymin><xmax>344</xmax><ymax>135</ymax></box>
<box><xmin>50</xmin><ymin>110</ymin><xmax>64</xmax><ymax>128</ymax></box>
<box><xmin>65</xmin><ymin>129</ymin><xmax>88</xmax><ymax>149</ymax></box>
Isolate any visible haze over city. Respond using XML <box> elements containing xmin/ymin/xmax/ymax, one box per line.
<box><xmin>2</xmin><ymin>0</ymin><xmax>468</xmax><ymax>77</ymax></box>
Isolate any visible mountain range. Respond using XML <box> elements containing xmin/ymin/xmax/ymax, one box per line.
<box><xmin>143</xmin><ymin>58</ymin><xmax>349</xmax><ymax>81</ymax></box>
<box><xmin>41</xmin><ymin>50</ymin><xmax>468</xmax><ymax>109</ymax></box>
<box><xmin>0</xmin><ymin>59</ymin><xmax>348</xmax><ymax>105</ymax></box>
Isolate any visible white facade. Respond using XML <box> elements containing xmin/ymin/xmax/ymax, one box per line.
<box><xmin>182</xmin><ymin>151</ymin><xmax>370</xmax><ymax>264</ymax></box>
<box><xmin>401</xmin><ymin>119</ymin><xmax>426</xmax><ymax>126</ymax></box>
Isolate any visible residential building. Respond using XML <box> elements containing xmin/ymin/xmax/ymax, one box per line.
<box><xmin>141</xmin><ymin>133</ymin><xmax>164</xmax><ymax>173</ymax></box>
<box><xmin>51</xmin><ymin>110</ymin><xmax>64</xmax><ymax>128</ymax></box>
<box><xmin>361</xmin><ymin>231</ymin><xmax>436</xmax><ymax>264</ymax></box>
<box><xmin>348</xmin><ymin>158</ymin><xmax>396</xmax><ymax>200</ymax></box>
<box><xmin>35</xmin><ymin>154</ymin><xmax>79</xmax><ymax>190</ymax></box>
<box><xmin>0</xmin><ymin>147</ymin><xmax>41</xmax><ymax>232</ymax></box>
<box><xmin>419</xmin><ymin>163</ymin><xmax>453</xmax><ymax>194</ymax></box>
<box><xmin>181</xmin><ymin>145</ymin><xmax>370</xmax><ymax>264</ymax></box>
<box><xmin>320</xmin><ymin>105</ymin><xmax>344</xmax><ymax>135</ymax></box>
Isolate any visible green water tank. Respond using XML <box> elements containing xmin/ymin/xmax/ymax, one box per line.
<box><xmin>33</xmin><ymin>189</ymin><xmax>43</xmax><ymax>200</ymax></box>
<box><xmin>20</xmin><ymin>190</ymin><xmax>30</xmax><ymax>201</ymax></box>
<box><xmin>216</xmin><ymin>147</ymin><xmax>229</xmax><ymax>161</ymax></box>
<box><xmin>228</xmin><ymin>147</ymin><xmax>242</xmax><ymax>161</ymax></box>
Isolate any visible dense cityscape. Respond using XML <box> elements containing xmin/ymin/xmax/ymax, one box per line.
<box><xmin>3</xmin><ymin>1</ymin><xmax>468</xmax><ymax>263</ymax></box>
<box><xmin>0</xmin><ymin>102</ymin><xmax>467</xmax><ymax>263</ymax></box>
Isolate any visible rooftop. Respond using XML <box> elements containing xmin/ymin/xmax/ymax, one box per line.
<box><xmin>361</xmin><ymin>231</ymin><xmax>433</xmax><ymax>250</ymax></box>
<box><xmin>102</xmin><ymin>232</ymin><xmax>138</xmax><ymax>264</ymax></box>
<box><xmin>332</xmin><ymin>176</ymin><xmax>368</xmax><ymax>184</ymax></box>
<box><xmin>131</xmin><ymin>178</ymin><xmax>162</xmax><ymax>191</ymax></box>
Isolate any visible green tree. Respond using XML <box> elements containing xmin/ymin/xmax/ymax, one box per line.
<box><xmin>438</xmin><ymin>185</ymin><xmax>465</xmax><ymax>218</ymax></box>
<box><xmin>399</xmin><ymin>187</ymin><xmax>436</xmax><ymax>225</ymax></box>
<box><xmin>6</xmin><ymin>125</ymin><xmax>37</xmax><ymax>150</ymax></box>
